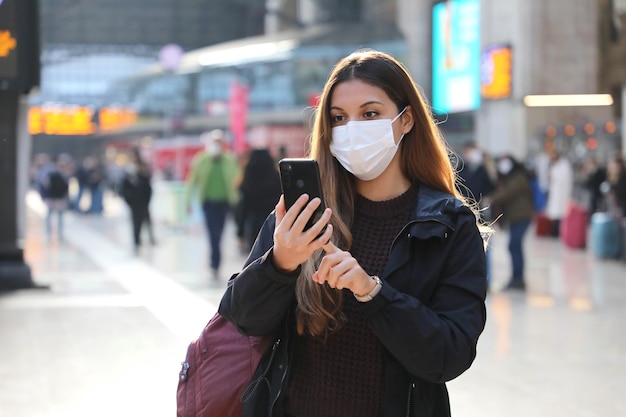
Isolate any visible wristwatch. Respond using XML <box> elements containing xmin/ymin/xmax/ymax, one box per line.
<box><xmin>354</xmin><ymin>275</ymin><xmax>382</xmax><ymax>302</ymax></box>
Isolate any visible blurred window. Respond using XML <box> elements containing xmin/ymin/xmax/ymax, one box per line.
<box><xmin>197</xmin><ymin>69</ymin><xmax>235</xmax><ymax>113</ymax></box>
<box><xmin>132</xmin><ymin>73</ymin><xmax>190</xmax><ymax>116</ymax></box>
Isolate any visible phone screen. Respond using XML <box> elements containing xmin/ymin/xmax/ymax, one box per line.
<box><xmin>278</xmin><ymin>158</ymin><xmax>326</xmax><ymax>232</ymax></box>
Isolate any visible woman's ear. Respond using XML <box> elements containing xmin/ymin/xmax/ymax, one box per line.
<box><xmin>401</xmin><ymin>106</ymin><xmax>414</xmax><ymax>134</ymax></box>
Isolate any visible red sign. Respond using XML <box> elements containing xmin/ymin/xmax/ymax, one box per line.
<box><xmin>229</xmin><ymin>80</ymin><xmax>249</xmax><ymax>155</ymax></box>
<box><xmin>307</xmin><ymin>92</ymin><xmax>321</xmax><ymax>108</ymax></box>
<box><xmin>151</xmin><ymin>140</ymin><xmax>204</xmax><ymax>180</ymax></box>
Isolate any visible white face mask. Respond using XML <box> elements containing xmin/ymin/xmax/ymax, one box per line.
<box><xmin>206</xmin><ymin>141</ymin><xmax>222</xmax><ymax>157</ymax></box>
<box><xmin>497</xmin><ymin>158</ymin><xmax>513</xmax><ymax>175</ymax></box>
<box><xmin>466</xmin><ymin>148</ymin><xmax>483</xmax><ymax>166</ymax></box>
<box><xmin>330</xmin><ymin>107</ymin><xmax>406</xmax><ymax>181</ymax></box>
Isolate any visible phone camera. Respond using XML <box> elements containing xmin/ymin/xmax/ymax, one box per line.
<box><xmin>280</xmin><ymin>164</ymin><xmax>292</xmax><ymax>187</ymax></box>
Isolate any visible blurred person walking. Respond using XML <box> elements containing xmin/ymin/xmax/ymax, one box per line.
<box><xmin>606</xmin><ymin>155</ymin><xmax>626</xmax><ymax>260</ymax></box>
<box><xmin>581</xmin><ymin>156</ymin><xmax>607</xmax><ymax>218</ymax></box>
<box><xmin>121</xmin><ymin>148</ymin><xmax>155</xmax><ymax>254</ymax></box>
<box><xmin>31</xmin><ymin>153</ymin><xmax>51</xmax><ymax>188</ymax></box>
<box><xmin>605</xmin><ymin>155</ymin><xmax>626</xmax><ymax>219</ymax></box>
<box><xmin>458</xmin><ymin>142</ymin><xmax>496</xmax><ymax>216</ymax></box>
<box><xmin>532</xmin><ymin>150</ymin><xmax>551</xmax><ymax>212</ymax></box>
<box><xmin>85</xmin><ymin>157</ymin><xmax>106</xmax><ymax>215</ymax></box>
<box><xmin>38</xmin><ymin>154</ymin><xmax>72</xmax><ymax>242</ymax></box>
<box><xmin>545</xmin><ymin>152</ymin><xmax>574</xmax><ymax>237</ymax></box>
<box><xmin>71</xmin><ymin>157</ymin><xmax>89</xmax><ymax>212</ymax></box>
<box><xmin>186</xmin><ymin>130</ymin><xmax>239</xmax><ymax>279</ymax></box>
<box><xmin>236</xmin><ymin>147</ymin><xmax>282</xmax><ymax>251</ymax></box>
<box><xmin>458</xmin><ymin>142</ymin><xmax>496</xmax><ymax>282</ymax></box>
<box><xmin>486</xmin><ymin>155</ymin><xmax>534</xmax><ymax>290</ymax></box>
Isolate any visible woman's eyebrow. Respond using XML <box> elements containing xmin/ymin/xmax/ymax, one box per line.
<box><xmin>330</xmin><ymin>100</ymin><xmax>384</xmax><ymax>111</ymax></box>
<box><xmin>359</xmin><ymin>100</ymin><xmax>384</xmax><ymax>108</ymax></box>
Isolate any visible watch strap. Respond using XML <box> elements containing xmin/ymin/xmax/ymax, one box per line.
<box><xmin>354</xmin><ymin>275</ymin><xmax>382</xmax><ymax>302</ymax></box>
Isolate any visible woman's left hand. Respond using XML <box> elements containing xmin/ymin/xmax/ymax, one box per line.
<box><xmin>314</xmin><ymin>241</ymin><xmax>378</xmax><ymax>297</ymax></box>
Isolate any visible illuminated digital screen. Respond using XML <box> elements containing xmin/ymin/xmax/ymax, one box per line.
<box><xmin>98</xmin><ymin>107</ymin><xmax>138</xmax><ymax>131</ymax></box>
<box><xmin>29</xmin><ymin>106</ymin><xmax>96</xmax><ymax>135</ymax></box>
<box><xmin>481</xmin><ymin>45</ymin><xmax>512</xmax><ymax>100</ymax></box>
<box><xmin>0</xmin><ymin>0</ymin><xmax>18</xmax><ymax>78</ymax></box>
<box><xmin>431</xmin><ymin>0</ymin><xmax>481</xmax><ymax>115</ymax></box>
<box><xmin>28</xmin><ymin>106</ymin><xmax>138</xmax><ymax>135</ymax></box>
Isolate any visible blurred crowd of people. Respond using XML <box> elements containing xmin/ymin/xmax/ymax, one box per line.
<box><xmin>31</xmin><ymin>133</ymin><xmax>626</xmax><ymax>288</ymax></box>
<box><xmin>32</xmin><ymin>153</ymin><xmax>106</xmax><ymax>242</ymax></box>
<box><xmin>30</xmin><ymin>148</ymin><xmax>156</xmax><ymax>249</ymax></box>
<box><xmin>457</xmin><ymin>141</ymin><xmax>626</xmax><ymax>292</ymax></box>
<box><xmin>30</xmin><ymin>129</ymin><xmax>284</xmax><ymax>269</ymax></box>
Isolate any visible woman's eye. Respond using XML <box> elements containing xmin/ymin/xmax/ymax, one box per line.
<box><xmin>364</xmin><ymin>110</ymin><xmax>379</xmax><ymax>119</ymax></box>
<box><xmin>331</xmin><ymin>114</ymin><xmax>345</xmax><ymax>125</ymax></box>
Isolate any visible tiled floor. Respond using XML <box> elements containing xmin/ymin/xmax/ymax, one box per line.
<box><xmin>1</xmin><ymin>190</ymin><xmax>625</xmax><ymax>417</ymax></box>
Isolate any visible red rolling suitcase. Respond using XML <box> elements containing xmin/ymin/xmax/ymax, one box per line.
<box><xmin>535</xmin><ymin>213</ymin><xmax>553</xmax><ymax>237</ymax></box>
<box><xmin>560</xmin><ymin>203</ymin><xmax>589</xmax><ymax>249</ymax></box>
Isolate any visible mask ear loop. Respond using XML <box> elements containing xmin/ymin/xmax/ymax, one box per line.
<box><xmin>393</xmin><ymin>107</ymin><xmax>408</xmax><ymax>146</ymax></box>
<box><xmin>391</xmin><ymin>106</ymin><xmax>408</xmax><ymax>123</ymax></box>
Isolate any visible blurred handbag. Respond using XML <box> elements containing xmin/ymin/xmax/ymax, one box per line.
<box><xmin>176</xmin><ymin>312</ymin><xmax>275</xmax><ymax>417</ymax></box>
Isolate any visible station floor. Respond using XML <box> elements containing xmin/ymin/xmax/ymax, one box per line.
<box><xmin>1</xmin><ymin>190</ymin><xmax>625</xmax><ymax>417</ymax></box>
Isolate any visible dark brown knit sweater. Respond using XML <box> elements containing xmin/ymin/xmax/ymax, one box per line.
<box><xmin>284</xmin><ymin>187</ymin><xmax>417</xmax><ymax>417</ymax></box>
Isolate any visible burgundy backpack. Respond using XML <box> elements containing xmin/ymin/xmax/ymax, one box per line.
<box><xmin>176</xmin><ymin>312</ymin><xmax>275</xmax><ymax>417</ymax></box>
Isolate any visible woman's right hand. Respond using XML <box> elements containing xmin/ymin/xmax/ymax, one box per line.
<box><xmin>272</xmin><ymin>194</ymin><xmax>333</xmax><ymax>273</ymax></box>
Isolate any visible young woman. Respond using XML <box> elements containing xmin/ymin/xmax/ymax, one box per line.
<box><xmin>219</xmin><ymin>49</ymin><xmax>488</xmax><ymax>417</ymax></box>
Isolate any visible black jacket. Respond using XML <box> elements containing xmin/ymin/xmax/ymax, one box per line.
<box><xmin>121</xmin><ymin>172</ymin><xmax>152</xmax><ymax>210</ymax></box>
<box><xmin>219</xmin><ymin>185</ymin><xmax>487</xmax><ymax>417</ymax></box>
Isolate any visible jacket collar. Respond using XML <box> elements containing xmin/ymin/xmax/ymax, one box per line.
<box><xmin>409</xmin><ymin>185</ymin><xmax>468</xmax><ymax>238</ymax></box>
<box><xmin>381</xmin><ymin>185</ymin><xmax>469</xmax><ymax>280</ymax></box>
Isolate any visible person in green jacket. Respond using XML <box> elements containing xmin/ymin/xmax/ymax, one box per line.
<box><xmin>186</xmin><ymin>130</ymin><xmax>240</xmax><ymax>279</ymax></box>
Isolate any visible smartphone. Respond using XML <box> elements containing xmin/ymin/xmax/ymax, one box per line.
<box><xmin>278</xmin><ymin>158</ymin><xmax>326</xmax><ymax>233</ymax></box>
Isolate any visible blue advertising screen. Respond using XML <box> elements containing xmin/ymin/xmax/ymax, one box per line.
<box><xmin>432</xmin><ymin>0</ymin><xmax>481</xmax><ymax>115</ymax></box>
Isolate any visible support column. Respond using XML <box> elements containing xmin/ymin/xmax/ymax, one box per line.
<box><xmin>397</xmin><ymin>0</ymin><xmax>432</xmax><ymax>94</ymax></box>
<box><xmin>0</xmin><ymin>91</ymin><xmax>35</xmax><ymax>290</ymax></box>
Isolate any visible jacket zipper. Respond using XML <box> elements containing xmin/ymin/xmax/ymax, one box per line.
<box><xmin>178</xmin><ymin>361</ymin><xmax>190</xmax><ymax>382</ymax></box>
<box><xmin>240</xmin><ymin>338</ymin><xmax>281</xmax><ymax>403</ymax></box>
<box><xmin>270</xmin><ymin>338</ymin><xmax>289</xmax><ymax>416</ymax></box>
<box><xmin>405</xmin><ymin>381</ymin><xmax>415</xmax><ymax>417</ymax></box>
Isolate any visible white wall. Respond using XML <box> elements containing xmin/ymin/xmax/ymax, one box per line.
<box><xmin>397</xmin><ymin>0</ymin><xmax>432</xmax><ymax>97</ymax></box>
<box><xmin>476</xmin><ymin>0</ymin><xmax>611</xmax><ymax>160</ymax></box>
